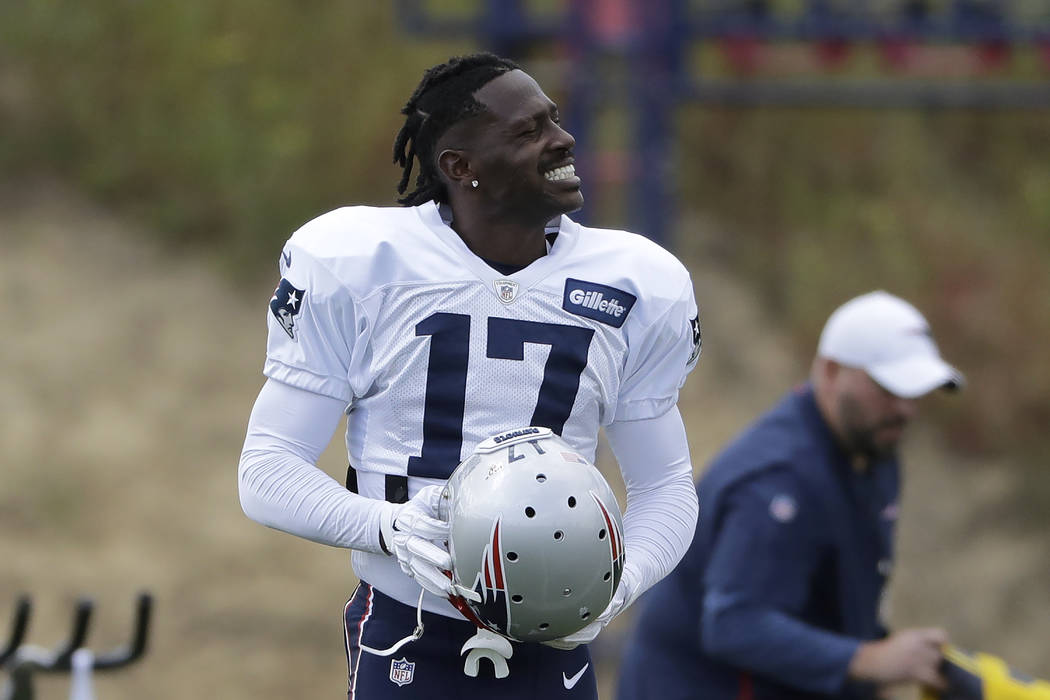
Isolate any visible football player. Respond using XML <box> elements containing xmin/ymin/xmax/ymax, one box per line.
<box><xmin>238</xmin><ymin>52</ymin><xmax>701</xmax><ymax>699</ymax></box>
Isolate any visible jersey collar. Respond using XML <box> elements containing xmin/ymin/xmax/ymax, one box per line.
<box><xmin>416</xmin><ymin>200</ymin><xmax>577</xmax><ymax>295</ymax></box>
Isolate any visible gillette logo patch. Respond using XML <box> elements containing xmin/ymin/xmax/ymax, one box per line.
<box><xmin>562</xmin><ymin>279</ymin><xmax>636</xmax><ymax>328</ymax></box>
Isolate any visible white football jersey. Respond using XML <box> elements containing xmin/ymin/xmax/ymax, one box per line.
<box><xmin>264</xmin><ymin>201</ymin><xmax>701</xmax><ymax>611</ymax></box>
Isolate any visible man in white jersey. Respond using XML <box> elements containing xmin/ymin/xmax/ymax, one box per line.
<box><xmin>238</xmin><ymin>52</ymin><xmax>702</xmax><ymax>699</ymax></box>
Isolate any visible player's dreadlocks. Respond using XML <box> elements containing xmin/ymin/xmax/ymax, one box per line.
<box><xmin>393</xmin><ymin>53</ymin><xmax>519</xmax><ymax>206</ymax></box>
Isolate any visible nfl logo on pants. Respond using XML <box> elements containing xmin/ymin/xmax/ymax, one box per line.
<box><xmin>389</xmin><ymin>657</ymin><xmax>415</xmax><ymax>686</ymax></box>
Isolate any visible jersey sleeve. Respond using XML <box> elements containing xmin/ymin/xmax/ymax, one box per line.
<box><xmin>700</xmin><ymin>469</ymin><xmax>859</xmax><ymax>694</ymax></box>
<box><xmin>704</xmin><ymin>469</ymin><xmax>822</xmax><ymax>611</ymax></box>
<box><xmin>614</xmin><ymin>274</ymin><xmax>701</xmax><ymax>422</ymax></box>
<box><xmin>263</xmin><ymin>241</ymin><xmax>366</xmax><ymax>403</ymax></box>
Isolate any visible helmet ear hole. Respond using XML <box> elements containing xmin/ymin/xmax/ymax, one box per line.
<box><xmin>538</xmin><ymin>623</ymin><xmax>550</xmax><ymax>631</ymax></box>
<box><xmin>553</xmin><ymin>530</ymin><xmax>564</xmax><ymax>540</ymax></box>
<box><xmin>603</xmin><ymin>571</ymin><xmax>611</xmax><ymax>581</ymax></box>
<box><xmin>525</xmin><ymin>506</ymin><xmax>536</xmax><ymax>518</ymax></box>
<box><xmin>567</xmin><ymin>496</ymin><xmax>577</xmax><ymax>508</ymax></box>
<box><xmin>598</xmin><ymin>528</ymin><xmax>607</xmax><ymax>539</ymax></box>
<box><xmin>512</xmin><ymin>594</ymin><xmax>524</xmax><ymax>603</ymax></box>
<box><xmin>581</xmin><ymin>610</ymin><xmax>591</xmax><ymax>620</ymax></box>
<box><xmin>507</xmin><ymin>551</ymin><xmax>519</xmax><ymax>561</ymax></box>
<box><xmin>536</xmin><ymin>473</ymin><xmax>547</xmax><ymax>483</ymax></box>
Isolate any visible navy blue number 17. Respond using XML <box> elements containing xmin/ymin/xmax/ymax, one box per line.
<box><xmin>406</xmin><ymin>313</ymin><xmax>595</xmax><ymax>479</ymax></box>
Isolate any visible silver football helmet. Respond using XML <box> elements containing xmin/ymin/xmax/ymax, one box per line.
<box><xmin>438</xmin><ymin>427</ymin><xmax>625</xmax><ymax>643</ymax></box>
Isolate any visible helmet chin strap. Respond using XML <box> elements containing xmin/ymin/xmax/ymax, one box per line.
<box><xmin>358</xmin><ymin>583</ymin><xmax>482</xmax><ymax>658</ymax></box>
<box><xmin>358</xmin><ymin>585</ymin><xmax>513</xmax><ymax>679</ymax></box>
<box><xmin>359</xmin><ymin>588</ymin><xmax>426</xmax><ymax>657</ymax></box>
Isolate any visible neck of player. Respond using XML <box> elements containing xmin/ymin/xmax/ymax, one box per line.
<box><xmin>450</xmin><ymin>206</ymin><xmax>549</xmax><ymax>268</ymax></box>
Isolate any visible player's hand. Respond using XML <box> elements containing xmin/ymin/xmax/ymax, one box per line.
<box><xmin>542</xmin><ymin>619</ymin><xmax>603</xmax><ymax>651</ymax></box>
<box><xmin>848</xmin><ymin>628</ymin><xmax>948</xmax><ymax>691</ymax></box>
<box><xmin>379</xmin><ymin>485</ymin><xmax>454</xmax><ymax>598</ymax></box>
<box><xmin>542</xmin><ymin>571</ymin><xmax>634</xmax><ymax>650</ymax></box>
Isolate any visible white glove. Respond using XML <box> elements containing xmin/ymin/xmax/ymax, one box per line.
<box><xmin>543</xmin><ymin>571</ymin><xmax>635</xmax><ymax>651</ymax></box>
<box><xmin>379</xmin><ymin>485</ymin><xmax>454</xmax><ymax>598</ymax></box>
<box><xmin>461</xmin><ymin>628</ymin><xmax>514</xmax><ymax>679</ymax></box>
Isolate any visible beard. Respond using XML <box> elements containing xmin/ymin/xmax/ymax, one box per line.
<box><xmin>837</xmin><ymin>394</ymin><xmax>907</xmax><ymax>460</ymax></box>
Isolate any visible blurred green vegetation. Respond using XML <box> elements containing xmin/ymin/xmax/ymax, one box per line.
<box><xmin>0</xmin><ymin>2</ymin><xmax>471</xmax><ymax>271</ymax></box>
<box><xmin>676</xmin><ymin>106</ymin><xmax>1050</xmax><ymax>459</ymax></box>
<box><xmin>1</xmin><ymin>3</ymin><xmax>1047</xmax><ymax>479</ymax></box>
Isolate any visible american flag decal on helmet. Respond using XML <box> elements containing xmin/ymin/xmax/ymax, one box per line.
<box><xmin>591</xmin><ymin>491</ymin><xmax>625</xmax><ymax>589</ymax></box>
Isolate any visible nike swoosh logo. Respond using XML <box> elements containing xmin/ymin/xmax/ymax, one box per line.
<box><xmin>563</xmin><ymin>663</ymin><xmax>589</xmax><ymax>690</ymax></box>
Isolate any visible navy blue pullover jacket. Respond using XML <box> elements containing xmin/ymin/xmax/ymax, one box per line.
<box><xmin>618</xmin><ymin>384</ymin><xmax>899</xmax><ymax>700</ymax></box>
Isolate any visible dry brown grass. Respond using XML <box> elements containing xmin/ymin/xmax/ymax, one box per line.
<box><xmin>2</xmin><ymin>185</ymin><xmax>1045</xmax><ymax>699</ymax></box>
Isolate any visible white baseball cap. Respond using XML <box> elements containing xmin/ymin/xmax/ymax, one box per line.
<box><xmin>817</xmin><ymin>291</ymin><xmax>964</xmax><ymax>399</ymax></box>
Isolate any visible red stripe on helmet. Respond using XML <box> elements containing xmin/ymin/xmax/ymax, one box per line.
<box><xmin>491</xmin><ymin>520</ymin><xmax>504</xmax><ymax>588</ymax></box>
<box><xmin>592</xmin><ymin>492</ymin><xmax>620</xmax><ymax>561</ymax></box>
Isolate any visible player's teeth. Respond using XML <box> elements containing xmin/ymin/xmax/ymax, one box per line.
<box><xmin>544</xmin><ymin>165</ymin><xmax>575</xmax><ymax>182</ymax></box>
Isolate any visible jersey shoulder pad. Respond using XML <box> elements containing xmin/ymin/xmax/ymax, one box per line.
<box><xmin>281</xmin><ymin>206</ymin><xmax>437</xmax><ymax>297</ymax></box>
<box><xmin>568</xmin><ymin>223</ymin><xmax>694</xmax><ymax>326</ymax></box>
<box><xmin>286</xmin><ymin>206</ymin><xmax>417</xmax><ymax>259</ymax></box>
<box><xmin>574</xmin><ymin>225</ymin><xmax>690</xmax><ymax>291</ymax></box>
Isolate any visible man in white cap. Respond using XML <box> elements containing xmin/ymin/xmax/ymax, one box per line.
<box><xmin>618</xmin><ymin>291</ymin><xmax>963</xmax><ymax>700</ymax></box>
<box><xmin>814</xmin><ymin>290</ymin><xmax>964</xmax><ymax>461</ymax></box>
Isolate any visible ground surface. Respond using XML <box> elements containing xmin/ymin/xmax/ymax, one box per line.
<box><xmin>3</xmin><ymin>185</ymin><xmax>1045</xmax><ymax>699</ymax></box>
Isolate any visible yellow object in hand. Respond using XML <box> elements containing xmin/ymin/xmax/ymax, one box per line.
<box><xmin>921</xmin><ymin>646</ymin><xmax>1050</xmax><ymax>700</ymax></box>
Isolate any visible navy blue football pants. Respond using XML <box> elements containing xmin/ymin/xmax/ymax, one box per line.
<box><xmin>343</xmin><ymin>582</ymin><xmax>598</xmax><ymax>699</ymax></box>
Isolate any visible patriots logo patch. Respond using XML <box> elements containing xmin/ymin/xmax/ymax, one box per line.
<box><xmin>269</xmin><ymin>278</ymin><xmax>305</xmax><ymax>341</ymax></box>
<box><xmin>688</xmin><ymin>314</ymin><xmax>702</xmax><ymax>366</ymax></box>
<box><xmin>769</xmin><ymin>494</ymin><xmax>798</xmax><ymax>523</ymax></box>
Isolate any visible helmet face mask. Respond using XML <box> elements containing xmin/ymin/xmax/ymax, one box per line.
<box><xmin>439</xmin><ymin>427</ymin><xmax>625</xmax><ymax>643</ymax></box>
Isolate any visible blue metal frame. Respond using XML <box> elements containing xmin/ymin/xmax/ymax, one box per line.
<box><xmin>395</xmin><ymin>0</ymin><xmax>1050</xmax><ymax>244</ymax></box>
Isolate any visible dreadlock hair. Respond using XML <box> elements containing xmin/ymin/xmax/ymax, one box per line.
<box><xmin>393</xmin><ymin>52</ymin><xmax>519</xmax><ymax>206</ymax></box>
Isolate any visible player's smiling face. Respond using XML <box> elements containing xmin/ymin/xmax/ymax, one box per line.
<box><xmin>467</xmin><ymin>69</ymin><xmax>584</xmax><ymax>223</ymax></box>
